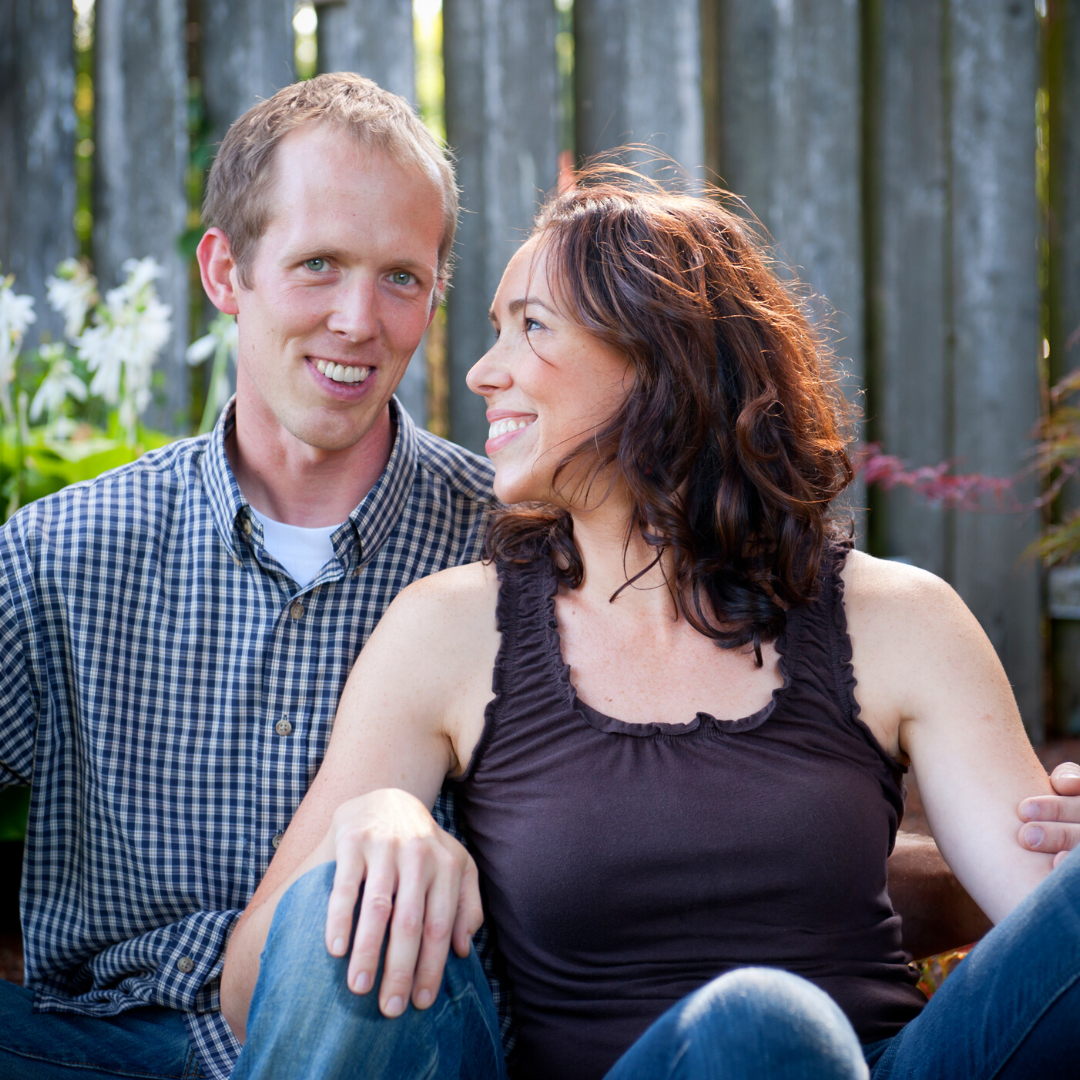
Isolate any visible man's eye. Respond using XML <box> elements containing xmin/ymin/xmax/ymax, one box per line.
<box><xmin>304</xmin><ymin>258</ymin><xmax>329</xmax><ymax>272</ymax></box>
<box><xmin>390</xmin><ymin>271</ymin><xmax>415</xmax><ymax>286</ymax></box>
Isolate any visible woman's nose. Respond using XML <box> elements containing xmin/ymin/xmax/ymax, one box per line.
<box><xmin>466</xmin><ymin>343</ymin><xmax>512</xmax><ymax>397</ymax></box>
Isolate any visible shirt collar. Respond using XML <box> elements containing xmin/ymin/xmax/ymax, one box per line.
<box><xmin>201</xmin><ymin>398</ymin><xmax>248</xmax><ymax>561</ymax></box>
<box><xmin>200</xmin><ymin>396</ymin><xmax>420</xmax><ymax>567</ymax></box>
<box><xmin>347</xmin><ymin>397</ymin><xmax>419</xmax><ymax>567</ymax></box>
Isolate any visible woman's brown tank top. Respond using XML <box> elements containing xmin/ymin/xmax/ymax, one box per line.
<box><xmin>450</xmin><ymin>547</ymin><xmax>925</xmax><ymax>1080</ymax></box>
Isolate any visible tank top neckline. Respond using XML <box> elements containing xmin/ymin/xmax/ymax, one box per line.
<box><xmin>533</xmin><ymin>553</ymin><xmax>806</xmax><ymax>738</ymax></box>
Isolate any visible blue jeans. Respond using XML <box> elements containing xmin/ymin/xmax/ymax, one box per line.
<box><xmin>864</xmin><ymin>844</ymin><xmax>1080</xmax><ymax>1079</ymax></box>
<box><xmin>235</xmin><ymin>853</ymin><xmax>1080</xmax><ymax>1079</ymax></box>
<box><xmin>0</xmin><ymin>978</ymin><xmax>203</xmax><ymax>1078</ymax></box>
<box><xmin>234</xmin><ymin>863</ymin><xmax>865</xmax><ymax>1080</ymax></box>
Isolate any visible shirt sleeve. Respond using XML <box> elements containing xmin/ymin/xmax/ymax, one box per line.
<box><xmin>34</xmin><ymin>907</ymin><xmax>244</xmax><ymax>1015</ymax></box>
<box><xmin>0</xmin><ymin>518</ymin><xmax>38</xmax><ymax>789</ymax></box>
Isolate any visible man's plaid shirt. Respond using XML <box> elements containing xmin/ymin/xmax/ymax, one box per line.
<box><xmin>0</xmin><ymin>399</ymin><xmax>511</xmax><ymax>1078</ymax></box>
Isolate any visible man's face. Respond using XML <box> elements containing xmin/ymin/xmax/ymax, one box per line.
<box><xmin>232</xmin><ymin>124</ymin><xmax>445</xmax><ymax>451</ymax></box>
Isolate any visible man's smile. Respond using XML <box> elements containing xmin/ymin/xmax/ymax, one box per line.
<box><xmin>312</xmin><ymin>358</ymin><xmax>371</xmax><ymax>384</ymax></box>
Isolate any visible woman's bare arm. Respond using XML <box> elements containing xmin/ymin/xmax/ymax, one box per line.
<box><xmin>220</xmin><ymin>561</ymin><xmax>500</xmax><ymax>1041</ymax></box>
<box><xmin>844</xmin><ymin>551</ymin><xmax>1053</xmax><ymax>925</ymax></box>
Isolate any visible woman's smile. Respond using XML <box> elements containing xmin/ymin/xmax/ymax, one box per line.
<box><xmin>485</xmin><ymin>411</ymin><xmax>537</xmax><ymax>455</ymax></box>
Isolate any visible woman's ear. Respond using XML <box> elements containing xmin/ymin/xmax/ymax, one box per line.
<box><xmin>197</xmin><ymin>228</ymin><xmax>241</xmax><ymax>316</ymax></box>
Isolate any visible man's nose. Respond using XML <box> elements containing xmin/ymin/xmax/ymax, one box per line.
<box><xmin>326</xmin><ymin>276</ymin><xmax>379</xmax><ymax>342</ymax></box>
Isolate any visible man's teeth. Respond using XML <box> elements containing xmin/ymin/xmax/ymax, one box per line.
<box><xmin>488</xmin><ymin>418</ymin><xmax>533</xmax><ymax>439</ymax></box>
<box><xmin>314</xmin><ymin>359</ymin><xmax>370</xmax><ymax>384</ymax></box>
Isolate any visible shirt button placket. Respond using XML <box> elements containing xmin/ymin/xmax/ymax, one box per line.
<box><xmin>275</xmin><ymin>718</ymin><xmax>293</xmax><ymax>737</ymax></box>
<box><xmin>289</xmin><ymin>601</ymin><xmax>304</xmax><ymax>621</ymax></box>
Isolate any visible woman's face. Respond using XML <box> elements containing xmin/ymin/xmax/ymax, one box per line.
<box><xmin>466</xmin><ymin>235</ymin><xmax>634</xmax><ymax>506</ymax></box>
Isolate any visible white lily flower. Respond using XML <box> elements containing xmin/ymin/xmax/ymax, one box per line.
<box><xmin>0</xmin><ymin>274</ymin><xmax>37</xmax><ymax>421</ymax></box>
<box><xmin>189</xmin><ymin>312</ymin><xmax>239</xmax><ymax>433</ymax></box>
<box><xmin>76</xmin><ymin>258</ymin><xmax>171</xmax><ymax>440</ymax></box>
<box><xmin>185</xmin><ymin>334</ymin><xmax>217</xmax><ymax>364</ymax></box>
<box><xmin>30</xmin><ymin>343</ymin><xmax>88</xmax><ymax>424</ymax></box>
<box><xmin>46</xmin><ymin>259</ymin><xmax>98</xmax><ymax>341</ymax></box>
<box><xmin>118</xmin><ymin>257</ymin><xmax>164</xmax><ymax>299</ymax></box>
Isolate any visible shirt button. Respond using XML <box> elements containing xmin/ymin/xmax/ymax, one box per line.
<box><xmin>289</xmin><ymin>601</ymin><xmax>305</xmax><ymax>620</ymax></box>
<box><xmin>271</xmin><ymin>832</ymin><xmax>284</xmax><ymax>849</ymax></box>
<box><xmin>241</xmin><ymin>517</ymin><xmax>253</xmax><ymax>536</ymax></box>
<box><xmin>177</xmin><ymin>956</ymin><xmax>195</xmax><ymax>974</ymax></box>
<box><xmin>275</xmin><ymin>718</ymin><xmax>293</xmax><ymax>737</ymax></box>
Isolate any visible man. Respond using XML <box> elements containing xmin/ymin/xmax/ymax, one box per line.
<box><xmin>0</xmin><ymin>74</ymin><xmax>498</xmax><ymax>1080</ymax></box>
<box><xmin>0</xmin><ymin>72</ymin><xmax>1076</xmax><ymax>1079</ymax></box>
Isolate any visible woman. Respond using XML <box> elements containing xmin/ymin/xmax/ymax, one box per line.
<box><xmin>221</xmin><ymin>171</ymin><xmax>1077</xmax><ymax>1079</ymax></box>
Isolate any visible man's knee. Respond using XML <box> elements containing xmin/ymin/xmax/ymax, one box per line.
<box><xmin>675</xmin><ymin>968</ymin><xmax>868</xmax><ymax>1079</ymax></box>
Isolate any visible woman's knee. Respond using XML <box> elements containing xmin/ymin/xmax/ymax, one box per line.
<box><xmin>672</xmin><ymin>968</ymin><xmax>868</xmax><ymax>1079</ymax></box>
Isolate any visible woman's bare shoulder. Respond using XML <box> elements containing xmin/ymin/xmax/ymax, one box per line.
<box><xmin>374</xmin><ymin>560</ymin><xmax>500</xmax><ymax>650</ymax></box>
<box><xmin>839</xmin><ymin>548</ymin><xmax>966</xmax><ymax>628</ymax></box>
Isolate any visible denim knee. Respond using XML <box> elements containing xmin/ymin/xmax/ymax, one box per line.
<box><xmin>669</xmin><ymin>967</ymin><xmax>867</xmax><ymax>1080</ymax></box>
<box><xmin>235</xmin><ymin>862</ymin><xmax>506</xmax><ymax>1080</ymax></box>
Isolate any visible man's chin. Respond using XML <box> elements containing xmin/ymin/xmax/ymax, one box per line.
<box><xmin>284</xmin><ymin>400</ymin><xmax>391</xmax><ymax>453</ymax></box>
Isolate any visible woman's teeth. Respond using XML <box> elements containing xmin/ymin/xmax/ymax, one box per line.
<box><xmin>488</xmin><ymin>417</ymin><xmax>533</xmax><ymax>439</ymax></box>
<box><xmin>314</xmin><ymin>359</ymin><xmax>370</xmax><ymax>384</ymax></box>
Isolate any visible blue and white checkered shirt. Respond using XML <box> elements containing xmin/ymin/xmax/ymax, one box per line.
<box><xmin>0</xmin><ymin>399</ymin><xmax>510</xmax><ymax>1078</ymax></box>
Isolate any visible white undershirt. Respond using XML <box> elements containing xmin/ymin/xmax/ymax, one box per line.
<box><xmin>249</xmin><ymin>507</ymin><xmax>343</xmax><ymax>589</ymax></box>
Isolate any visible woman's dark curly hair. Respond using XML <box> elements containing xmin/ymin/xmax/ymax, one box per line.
<box><xmin>483</xmin><ymin>165</ymin><xmax>856</xmax><ymax>658</ymax></box>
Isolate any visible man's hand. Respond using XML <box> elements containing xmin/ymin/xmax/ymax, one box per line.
<box><xmin>1018</xmin><ymin>762</ymin><xmax>1080</xmax><ymax>868</ymax></box>
<box><xmin>320</xmin><ymin>788</ymin><xmax>483</xmax><ymax>1018</ymax></box>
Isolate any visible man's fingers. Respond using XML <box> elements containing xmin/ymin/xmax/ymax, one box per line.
<box><xmin>410</xmin><ymin>851</ymin><xmax>461</xmax><ymax>1010</ymax></box>
<box><xmin>1017</xmin><ymin>820</ymin><xmax>1080</xmax><ymax>855</ymax></box>
<box><xmin>452</xmin><ymin>857</ymin><xmax>485</xmax><ymax>958</ymax></box>
<box><xmin>325</xmin><ymin>854</ymin><xmax>366</xmax><ymax>959</ymax></box>
<box><xmin>1018</xmin><ymin>792</ymin><xmax>1080</xmax><ymax>824</ymax></box>
<box><xmin>378</xmin><ymin>843</ymin><xmax>432</xmax><ymax>1017</ymax></box>
<box><xmin>1049</xmin><ymin>762</ymin><xmax>1080</xmax><ymax>796</ymax></box>
<box><xmin>348</xmin><ymin>850</ymin><xmax>397</xmax><ymax>996</ymax></box>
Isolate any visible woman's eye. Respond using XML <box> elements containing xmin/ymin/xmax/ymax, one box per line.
<box><xmin>390</xmin><ymin>271</ymin><xmax>415</xmax><ymax>286</ymax></box>
<box><xmin>524</xmin><ymin>317</ymin><xmax>543</xmax><ymax>332</ymax></box>
<box><xmin>304</xmin><ymin>258</ymin><xmax>329</xmax><ymax>272</ymax></box>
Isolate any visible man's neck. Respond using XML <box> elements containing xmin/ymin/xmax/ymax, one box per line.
<box><xmin>226</xmin><ymin>398</ymin><xmax>395</xmax><ymax>528</ymax></box>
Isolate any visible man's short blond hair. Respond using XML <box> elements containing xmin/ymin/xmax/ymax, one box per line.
<box><xmin>203</xmin><ymin>72</ymin><xmax>458</xmax><ymax>290</ymax></box>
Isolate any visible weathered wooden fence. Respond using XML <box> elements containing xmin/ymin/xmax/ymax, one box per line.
<box><xmin>3</xmin><ymin>0</ymin><xmax>1080</xmax><ymax>740</ymax></box>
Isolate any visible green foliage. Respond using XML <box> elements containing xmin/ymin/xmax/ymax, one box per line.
<box><xmin>0</xmin><ymin>420</ymin><xmax>173</xmax><ymax>520</ymax></box>
<box><xmin>0</xmin><ymin>788</ymin><xmax>29</xmax><ymax>842</ymax></box>
<box><xmin>1030</xmin><ymin>367</ymin><xmax>1080</xmax><ymax>565</ymax></box>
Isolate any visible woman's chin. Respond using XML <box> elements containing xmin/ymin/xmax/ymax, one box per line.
<box><xmin>493</xmin><ymin>470</ymin><xmax>550</xmax><ymax>507</ymax></box>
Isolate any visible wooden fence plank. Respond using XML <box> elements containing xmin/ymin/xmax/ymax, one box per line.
<box><xmin>443</xmin><ymin>0</ymin><xmax>560</xmax><ymax>452</ymax></box>
<box><xmin>574</xmin><ymin>0</ymin><xmax>704</xmax><ymax>175</ymax></box>
<box><xmin>0</xmin><ymin>0</ymin><xmax>76</xmax><ymax>347</ymax></box>
<box><xmin>1048</xmin><ymin>0</ymin><xmax>1080</xmax><ymax>736</ymax></box>
<box><xmin>711</xmin><ymin>0</ymin><xmax>865</xmax><ymax>526</ymax></box>
<box><xmin>317</xmin><ymin>0</ymin><xmax>414</xmax><ymax>98</ymax></box>
<box><xmin>94</xmin><ymin>0</ymin><xmax>190</xmax><ymax>432</ymax></box>
<box><xmin>201</xmin><ymin>0</ymin><xmax>294</xmax><ymax>147</ymax></box>
<box><xmin>315</xmin><ymin>0</ymin><xmax>427</xmax><ymax>427</ymax></box>
<box><xmin>949</xmin><ymin>0</ymin><xmax>1042</xmax><ymax>737</ymax></box>
<box><xmin>864</xmin><ymin>0</ymin><xmax>950</xmax><ymax>577</ymax></box>
<box><xmin>198</xmin><ymin>1</ymin><xmax>293</xmax><ymax>425</ymax></box>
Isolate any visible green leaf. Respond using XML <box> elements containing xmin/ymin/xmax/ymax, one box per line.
<box><xmin>0</xmin><ymin>788</ymin><xmax>29</xmax><ymax>842</ymax></box>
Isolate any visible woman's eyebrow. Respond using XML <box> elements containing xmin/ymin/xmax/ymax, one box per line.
<box><xmin>507</xmin><ymin>297</ymin><xmax>555</xmax><ymax>316</ymax></box>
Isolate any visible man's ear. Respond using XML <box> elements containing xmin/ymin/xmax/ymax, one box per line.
<box><xmin>197</xmin><ymin>228</ymin><xmax>241</xmax><ymax>316</ymax></box>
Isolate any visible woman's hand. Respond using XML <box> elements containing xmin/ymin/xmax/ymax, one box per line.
<box><xmin>320</xmin><ymin>788</ymin><xmax>484</xmax><ymax>1016</ymax></box>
